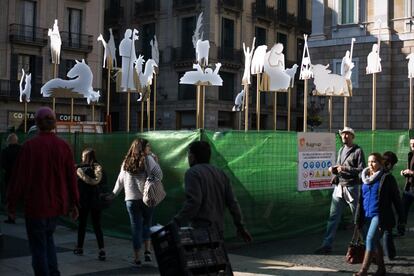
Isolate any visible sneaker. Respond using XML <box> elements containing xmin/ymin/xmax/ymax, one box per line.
<box><xmin>98</xmin><ymin>250</ymin><xmax>106</xmax><ymax>261</ymax></box>
<box><xmin>73</xmin><ymin>248</ymin><xmax>83</xmax><ymax>256</ymax></box>
<box><xmin>144</xmin><ymin>251</ymin><xmax>152</xmax><ymax>262</ymax></box>
<box><xmin>133</xmin><ymin>259</ymin><xmax>142</xmax><ymax>267</ymax></box>
<box><xmin>314</xmin><ymin>245</ymin><xmax>332</xmax><ymax>254</ymax></box>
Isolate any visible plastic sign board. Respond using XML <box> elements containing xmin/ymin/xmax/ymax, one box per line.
<box><xmin>297</xmin><ymin>132</ymin><xmax>336</xmax><ymax>191</ymax></box>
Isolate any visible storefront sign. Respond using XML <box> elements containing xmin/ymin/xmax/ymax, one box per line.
<box><xmin>8</xmin><ymin>111</ymin><xmax>85</xmax><ymax>130</ymax></box>
<box><xmin>297</xmin><ymin>132</ymin><xmax>336</xmax><ymax>191</ymax></box>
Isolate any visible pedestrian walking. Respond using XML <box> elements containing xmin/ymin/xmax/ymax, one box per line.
<box><xmin>400</xmin><ymin>137</ymin><xmax>414</xmax><ymax>233</ymax></box>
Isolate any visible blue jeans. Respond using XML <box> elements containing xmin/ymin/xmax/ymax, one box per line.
<box><xmin>382</xmin><ymin>228</ymin><xmax>395</xmax><ymax>258</ymax></box>
<box><xmin>362</xmin><ymin>215</ymin><xmax>381</xmax><ymax>251</ymax></box>
<box><xmin>25</xmin><ymin>217</ymin><xmax>60</xmax><ymax>276</ymax></box>
<box><xmin>125</xmin><ymin>200</ymin><xmax>154</xmax><ymax>251</ymax></box>
<box><xmin>322</xmin><ymin>186</ymin><xmax>358</xmax><ymax>248</ymax></box>
<box><xmin>402</xmin><ymin>191</ymin><xmax>414</xmax><ymax>224</ymax></box>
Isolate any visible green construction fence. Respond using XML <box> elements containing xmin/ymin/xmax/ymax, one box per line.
<box><xmin>0</xmin><ymin>130</ymin><xmax>411</xmax><ymax>242</ymax></box>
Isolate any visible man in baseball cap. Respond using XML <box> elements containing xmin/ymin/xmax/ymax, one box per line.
<box><xmin>315</xmin><ymin>126</ymin><xmax>365</xmax><ymax>254</ymax></box>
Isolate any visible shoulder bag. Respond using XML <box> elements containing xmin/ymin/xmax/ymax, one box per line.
<box><xmin>345</xmin><ymin>225</ymin><xmax>365</xmax><ymax>264</ymax></box>
<box><xmin>142</xmin><ymin>156</ymin><xmax>166</xmax><ymax>207</ymax></box>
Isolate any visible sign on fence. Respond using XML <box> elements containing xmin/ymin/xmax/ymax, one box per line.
<box><xmin>297</xmin><ymin>132</ymin><xmax>336</xmax><ymax>191</ymax></box>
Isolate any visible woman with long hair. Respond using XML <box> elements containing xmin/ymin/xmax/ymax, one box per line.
<box><xmin>110</xmin><ymin>138</ymin><xmax>162</xmax><ymax>265</ymax></box>
<box><xmin>354</xmin><ymin>152</ymin><xmax>403</xmax><ymax>276</ymax></box>
<box><xmin>73</xmin><ymin>148</ymin><xmax>106</xmax><ymax>261</ymax></box>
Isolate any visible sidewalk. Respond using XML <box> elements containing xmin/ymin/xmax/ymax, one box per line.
<box><xmin>1</xmin><ymin>213</ymin><xmax>413</xmax><ymax>275</ymax></box>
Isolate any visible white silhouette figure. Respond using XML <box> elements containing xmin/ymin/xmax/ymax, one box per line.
<box><xmin>150</xmin><ymin>35</ymin><xmax>159</xmax><ymax>66</ymax></box>
<box><xmin>242</xmin><ymin>38</ymin><xmax>256</xmax><ymax>85</ymax></box>
<box><xmin>108</xmin><ymin>28</ymin><xmax>117</xmax><ymax>68</ymax></box>
<box><xmin>180</xmin><ymin>63</ymin><xmax>223</xmax><ymax>86</ymax></box>
<box><xmin>366</xmin><ymin>44</ymin><xmax>382</xmax><ymax>74</ymax></box>
<box><xmin>299</xmin><ymin>35</ymin><xmax>313</xmax><ymax>80</ymax></box>
<box><xmin>196</xmin><ymin>40</ymin><xmax>210</xmax><ymax>67</ymax></box>
<box><xmin>134</xmin><ymin>55</ymin><xmax>158</xmax><ymax>89</ymax></box>
<box><xmin>251</xmin><ymin>45</ymin><xmax>267</xmax><ymax>74</ymax></box>
<box><xmin>48</xmin><ymin>19</ymin><xmax>61</xmax><ymax>64</ymax></box>
<box><xmin>97</xmin><ymin>34</ymin><xmax>111</xmax><ymax>68</ymax></box>
<box><xmin>285</xmin><ymin>64</ymin><xmax>299</xmax><ymax>88</ymax></box>
<box><xmin>263</xmin><ymin>43</ymin><xmax>291</xmax><ymax>91</ymax></box>
<box><xmin>232</xmin><ymin>89</ymin><xmax>245</xmax><ymax>111</ymax></box>
<box><xmin>341</xmin><ymin>50</ymin><xmax>355</xmax><ymax>80</ymax></box>
<box><xmin>407</xmin><ymin>53</ymin><xmax>414</xmax><ymax>78</ymax></box>
<box><xmin>119</xmin><ymin>29</ymin><xmax>139</xmax><ymax>91</ymax></box>
<box><xmin>41</xmin><ymin>59</ymin><xmax>100</xmax><ymax>104</ymax></box>
<box><xmin>192</xmin><ymin>12</ymin><xmax>204</xmax><ymax>49</ymax></box>
<box><xmin>311</xmin><ymin>64</ymin><xmax>350</xmax><ymax>96</ymax></box>
<box><xmin>19</xmin><ymin>69</ymin><xmax>31</xmax><ymax>102</ymax></box>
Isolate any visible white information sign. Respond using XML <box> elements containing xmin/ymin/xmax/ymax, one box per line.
<box><xmin>297</xmin><ymin>132</ymin><xmax>336</xmax><ymax>191</ymax></box>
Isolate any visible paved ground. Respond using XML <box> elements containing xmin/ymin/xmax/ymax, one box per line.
<box><xmin>0</xmin><ymin>213</ymin><xmax>413</xmax><ymax>275</ymax></box>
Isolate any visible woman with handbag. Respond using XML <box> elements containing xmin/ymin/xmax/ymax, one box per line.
<box><xmin>354</xmin><ymin>152</ymin><xmax>403</xmax><ymax>276</ymax></box>
<box><xmin>73</xmin><ymin>148</ymin><xmax>106</xmax><ymax>261</ymax></box>
<box><xmin>109</xmin><ymin>138</ymin><xmax>162</xmax><ymax>266</ymax></box>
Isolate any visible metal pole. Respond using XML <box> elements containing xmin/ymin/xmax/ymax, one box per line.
<box><xmin>303</xmin><ymin>79</ymin><xmax>308</xmax><ymax>132</ymax></box>
<box><xmin>196</xmin><ymin>85</ymin><xmax>201</xmax><ymax>129</ymax></box>
<box><xmin>256</xmin><ymin>74</ymin><xmax>260</xmax><ymax>131</ymax></box>
<box><xmin>244</xmin><ymin>84</ymin><xmax>249</xmax><ymax>131</ymax></box>
<box><xmin>53</xmin><ymin>63</ymin><xmax>57</xmax><ymax>112</ymax></box>
<box><xmin>410</xmin><ymin>77</ymin><xmax>413</xmax><ymax>130</ymax></box>
<box><xmin>344</xmin><ymin>96</ymin><xmax>348</xmax><ymax>128</ymax></box>
<box><xmin>372</xmin><ymin>73</ymin><xmax>376</xmax><ymax>131</ymax></box>
<box><xmin>273</xmin><ymin>92</ymin><xmax>277</xmax><ymax>130</ymax></box>
<box><xmin>153</xmin><ymin>73</ymin><xmax>157</xmax><ymax>130</ymax></box>
<box><xmin>328</xmin><ymin>96</ymin><xmax>332</xmax><ymax>132</ymax></box>
<box><xmin>127</xmin><ymin>91</ymin><xmax>130</xmax><ymax>132</ymax></box>
<box><xmin>287</xmin><ymin>87</ymin><xmax>291</xmax><ymax>131</ymax></box>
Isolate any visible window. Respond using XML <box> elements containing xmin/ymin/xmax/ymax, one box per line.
<box><xmin>298</xmin><ymin>0</ymin><xmax>306</xmax><ymax>22</ymax></box>
<box><xmin>176</xmin><ymin>111</ymin><xmax>196</xmax><ymax>129</ymax></box>
<box><xmin>178</xmin><ymin>72</ymin><xmax>196</xmax><ymax>100</ymax></box>
<box><xmin>20</xmin><ymin>1</ymin><xmax>36</xmax><ymax>39</ymax></box>
<box><xmin>339</xmin><ymin>0</ymin><xmax>357</xmax><ymax>24</ymax></box>
<box><xmin>219</xmin><ymin>72</ymin><xmax>234</xmax><ymax>101</ymax></box>
<box><xmin>218</xmin><ymin>111</ymin><xmax>235</xmax><ymax>129</ymax></box>
<box><xmin>277</xmin><ymin>32</ymin><xmax>287</xmax><ymax>52</ymax></box>
<box><xmin>255</xmin><ymin>27</ymin><xmax>266</xmax><ymax>46</ymax></box>
<box><xmin>277</xmin><ymin>93</ymin><xmax>287</xmax><ymax>107</ymax></box>
<box><xmin>332</xmin><ymin>58</ymin><xmax>359</xmax><ymax>88</ymax></box>
<box><xmin>59</xmin><ymin>59</ymin><xmax>76</xmax><ymax>79</ymax></box>
<box><xmin>141</xmin><ymin>23</ymin><xmax>155</xmax><ymax>61</ymax></box>
<box><xmin>11</xmin><ymin>54</ymin><xmax>42</xmax><ymax>98</ymax></box>
<box><xmin>181</xmin><ymin>16</ymin><xmax>195</xmax><ymax>49</ymax></box>
<box><xmin>68</xmin><ymin>8</ymin><xmax>82</xmax><ymax>47</ymax></box>
<box><xmin>278</xmin><ymin>0</ymin><xmax>287</xmax><ymax>22</ymax></box>
<box><xmin>297</xmin><ymin>38</ymin><xmax>304</xmax><ymax>64</ymax></box>
<box><xmin>221</xmin><ymin>18</ymin><xmax>234</xmax><ymax>60</ymax></box>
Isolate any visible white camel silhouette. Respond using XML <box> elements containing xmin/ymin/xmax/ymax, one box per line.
<box><xmin>19</xmin><ymin>69</ymin><xmax>31</xmax><ymax>102</ymax></box>
<box><xmin>41</xmin><ymin>59</ymin><xmax>100</xmax><ymax>104</ymax></box>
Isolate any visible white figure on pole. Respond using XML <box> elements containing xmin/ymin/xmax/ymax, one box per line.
<box><xmin>19</xmin><ymin>69</ymin><xmax>31</xmax><ymax>102</ymax></box>
<box><xmin>242</xmin><ymin>38</ymin><xmax>256</xmax><ymax>85</ymax></box>
<box><xmin>119</xmin><ymin>29</ymin><xmax>139</xmax><ymax>91</ymax></box>
<box><xmin>407</xmin><ymin>53</ymin><xmax>414</xmax><ymax>78</ymax></box>
<box><xmin>192</xmin><ymin>12</ymin><xmax>210</xmax><ymax>66</ymax></box>
<box><xmin>366</xmin><ymin>44</ymin><xmax>382</xmax><ymax>74</ymax></box>
<box><xmin>341</xmin><ymin>51</ymin><xmax>354</xmax><ymax>80</ymax></box>
<box><xmin>232</xmin><ymin>89</ymin><xmax>245</xmax><ymax>111</ymax></box>
<box><xmin>150</xmin><ymin>35</ymin><xmax>159</xmax><ymax>66</ymax></box>
<box><xmin>48</xmin><ymin>19</ymin><xmax>61</xmax><ymax>64</ymax></box>
<box><xmin>251</xmin><ymin>45</ymin><xmax>267</xmax><ymax>75</ymax></box>
<box><xmin>97</xmin><ymin>34</ymin><xmax>110</xmax><ymax>68</ymax></box>
<box><xmin>41</xmin><ymin>59</ymin><xmax>100</xmax><ymax>104</ymax></box>
<box><xmin>108</xmin><ymin>28</ymin><xmax>117</xmax><ymax>68</ymax></box>
<box><xmin>299</xmin><ymin>35</ymin><xmax>313</xmax><ymax>80</ymax></box>
<box><xmin>134</xmin><ymin>55</ymin><xmax>158</xmax><ymax>89</ymax></box>
<box><xmin>311</xmin><ymin>64</ymin><xmax>351</xmax><ymax>96</ymax></box>
<box><xmin>180</xmin><ymin>63</ymin><xmax>223</xmax><ymax>86</ymax></box>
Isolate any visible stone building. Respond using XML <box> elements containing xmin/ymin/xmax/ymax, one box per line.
<box><xmin>105</xmin><ymin>0</ymin><xmax>311</xmax><ymax>131</ymax></box>
<box><xmin>309</xmin><ymin>0</ymin><xmax>414</xmax><ymax>130</ymax></box>
<box><xmin>0</xmin><ymin>0</ymin><xmax>105</xmax><ymax>132</ymax></box>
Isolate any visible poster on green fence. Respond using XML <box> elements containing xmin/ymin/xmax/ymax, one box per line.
<box><xmin>297</xmin><ymin>132</ymin><xmax>336</xmax><ymax>191</ymax></box>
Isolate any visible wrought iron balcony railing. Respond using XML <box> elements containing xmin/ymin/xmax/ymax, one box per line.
<box><xmin>135</xmin><ymin>0</ymin><xmax>160</xmax><ymax>17</ymax></box>
<box><xmin>219</xmin><ymin>0</ymin><xmax>243</xmax><ymax>12</ymax></box>
<box><xmin>217</xmin><ymin>47</ymin><xmax>242</xmax><ymax>63</ymax></box>
<box><xmin>60</xmin><ymin>32</ymin><xmax>93</xmax><ymax>52</ymax></box>
<box><xmin>0</xmin><ymin>79</ymin><xmax>42</xmax><ymax>99</ymax></box>
<box><xmin>252</xmin><ymin>2</ymin><xmax>275</xmax><ymax>22</ymax></box>
<box><xmin>172</xmin><ymin>47</ymin><xmax>196</xmax><ymax>62</ymax></box>
<box><xmin>9</xmin><ymin>24</ymin><xmax>48</xmax><ymax>46</ymax></box>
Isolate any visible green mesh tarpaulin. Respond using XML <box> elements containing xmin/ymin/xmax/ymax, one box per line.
<box><xmin>0</xmin><ymin>130</ymin><xmax>410</xmax><ymax>242</ymax></box>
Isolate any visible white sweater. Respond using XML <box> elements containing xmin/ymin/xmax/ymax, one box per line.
<box><xmin>112</xmin><ymin>155</ymin><xmax>163</xmax><ymax>201</ymax></box>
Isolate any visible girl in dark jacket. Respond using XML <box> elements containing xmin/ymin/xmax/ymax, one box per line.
<box><xmin>354</xmin><ymin>153</ymin><xmax>404</xmax><ymax>276</ymax></box>
<box><xmin>73</xmin><ymin>148</ymin><xmax>106</xmax><ymax>261</ymax></box>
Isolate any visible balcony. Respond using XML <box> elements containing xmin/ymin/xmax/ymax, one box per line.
<box><xmin>60</xmin><ymin>32</ymin><xmax>93</xmax><ymax>53</ymax></box>
<box><xmin>298</xmin><ymin>18</ymin><xmax>312</xmax><ymax>33</ymax></box>
<box><xmin>135</xmin><ymin>0</ymin><xmax>160</xmax><ymax>19</ymax></box>
<box><xmin>9</xmin><ymin>24</ymin><xmax>48</xmax><ymax>47</ymax></box>
<box><xmin>0</xmin><ymin>79</ymin><xmax>42</xmax><ymax>99</ymax></box>
<box><xmin>104</xmin><ymin>6</ymin><xmax>124</xmax><ymax>26</ymax></box>
<box><xmin>172</xmin><ymin>47</ymin><xmax>195</xmax><ymax>63</ymax></box>
<box><xmin>217</xmin><ymin>47</ymin><xmax>242</xmax><ymax>68</ymax></box>
<box><xmin>252</xmin><ymin>2</ymin><xmax>275</xmax><ymax>23</ymax></box>
<box><xmin>173</xmin><ymin>0</ymin><xmax>201</xmax><ymax>11</ymax></box>
<box><xmin>219</xmin><ymin>0</ymin><xmax>243</xmax><ymax>13</ymax></box>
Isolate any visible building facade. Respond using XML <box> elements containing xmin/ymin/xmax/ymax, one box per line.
<box><xmin>309</xmin><ymin>0</ymin><xmax>414</xmax><ymax>130</ymax></box>
<box><xmin>0</xmin><ymin>0</ymin><xmax>105</xmax><ymax>132</ymax></box>
<box><xmin>105</xmin><ymin>0</ymin><xmax>311</xmax><ymax>131</ymax></box>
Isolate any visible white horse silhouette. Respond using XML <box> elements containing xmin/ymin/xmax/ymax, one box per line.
<box><xmin>41</xmin><ymin>59</ymin><xmax>100</xmax><ymax>104</ymax></box>
<box><xmin>19</xmin><ymin>69</ymin><xmax>31</xmax><ymax>102</ymax></box>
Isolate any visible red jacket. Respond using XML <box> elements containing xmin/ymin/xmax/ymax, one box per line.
<box><xmin>7</xmin><ymin>132</ymin><xmax>79</xmax><ymax>218</ymax></box>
